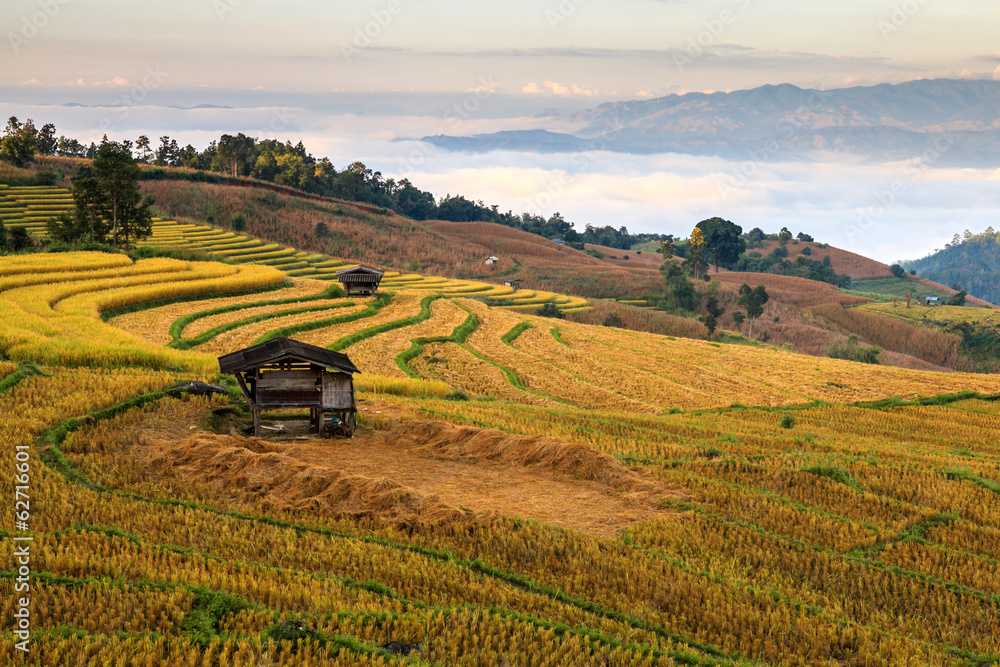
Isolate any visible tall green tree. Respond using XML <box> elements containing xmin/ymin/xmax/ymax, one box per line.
<box><xmin>36</xmin><ymin>123</ymin><xmax>57</xmax><ymax>156</ymax></box>
<box><xmin>686</xmin><ymin>227</ymin><xmax>709</xmax><ymax>280</ymax></box>
<box><xmin>73</xmin><ymin>141</ymin><xmax>154</xmax><ymax>249</ymax></box>
<box><xmin>70</xmin><ymin>165</ymin><xmax>112</xmax><ymax>243</ymax></box>
<box><xmin>1</xmin><ymin>117</ymin><xmax>38</xmax><ymax>168</ymax></box>
<box><xmin>697</xmin><ymin>217</ymin><xmax>746</xmax><ymax>272</ymax></box>
<box><xmin>737</xmin><ymin>284</ymin><xmax>770</xmax><ymax>336</ymax></box>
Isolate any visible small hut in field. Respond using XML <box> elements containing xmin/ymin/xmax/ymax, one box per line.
<box><xmin>484</xmin><ymin>256</ymin><xmax>500</xmax><ymax>267</ymax></box>
<box><xmin>335</xmin><ymin>266</ymin><xmax>384</xmax><ymax>296</ymax></box>
<box><xmin>218</xmin><ymin>337</ymin><xmax>360</xmax><ymax>438</ymax></box>
<box><xmin>503</xmin><ymin>279</ymin><xmax>523</xmax><ymax>290</ymax></box>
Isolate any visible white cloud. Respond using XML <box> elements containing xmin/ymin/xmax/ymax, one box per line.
<box><xmin>522</xmin><ymin>81</ymin><xmax>599</xmax><ymax>97</ymax></box>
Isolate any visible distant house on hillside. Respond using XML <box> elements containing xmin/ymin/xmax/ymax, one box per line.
<box><xmin>503</xmin><ymin>279</ymin><xmax>523</xmax><ymax>290</ymax></box>
<box><xmin>925</xmin><ymin>297</ymin><xmax>940</xmax><ymax>306</ymax></box>
<box><xmin>335</xmin><ymin>266</ymin><xmax>384</xmax><ymax>296</ymax></box>
<box><xmin>552</xmin><ymin>239</ymin><xmax>565</xmax><ymax>245</ymax></box>
<box><xmin>484</xmin><ymin>256</ymin><xmax>500</xmax><ymax>266</ymax></box>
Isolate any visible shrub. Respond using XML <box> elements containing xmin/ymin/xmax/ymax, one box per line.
<box><xmin>537</xmin><ymin>302</ymin><xmax>565</xmax><ymax>319</ymax></box>
<box><xmin>602</xmin><ymin>312</ymin><xmax>624</xmax><ymax>328</ymax></box>
<box><xmin>829</xmin><ymin>334</ymin><xmax>882</xmax><ymax>364</ymax></box>
<box><xmin>704</xmin><ymin>314</ymin><xmax>717</xmax><ymax>337</ymax></box>
<box><xmin>801</xmin><ymin>246</ymin><xmax>812</xmax><ymax>256</ymax></box>
<box><xmin>947</xmin><ymin>290</ymin><xmax>967</xmax><ymax>306</ymax></box>
<box><xmin>890</xmin><ymin>264</ymin><xmax>906</xmax><ymax>279</ymax></box>
<box><xmin>231</xmin><ymin>212</ymin><xmax>247</xmax><ymax>232</ymax></box>
<box><xmin>779</xmin><ymin>413</ymin><xmax>796</xmax><ymax>429</ymax></box>
<box><xmin>446</xmin><ymin>389</ymin><xmax>471</xmax><ymax>401</ymax></box>
<box><xmin>10</xmin><ymin>226</ymin><xmax>32</xmax><ymax>251</ymax></box>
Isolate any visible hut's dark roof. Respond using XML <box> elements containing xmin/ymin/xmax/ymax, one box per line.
<box><xmin>335</xmin><ymin>265</ymin><xmax>385</xmax><ymax>278</ymax></box>
<box><xmin>218</xmin><ymin>337</ymin><xmax>360</xmax><ymax>374</ymax></box>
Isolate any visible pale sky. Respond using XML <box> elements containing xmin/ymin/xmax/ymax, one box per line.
<box><xmin>3</xmin><ymin>0</ymin><xmax>999</xmax><ymax>97</ymax></box>
<box><xmin>3</xmin><ymin>1</ymin><xmax>1000</xmax><ymax>261</ymax></box>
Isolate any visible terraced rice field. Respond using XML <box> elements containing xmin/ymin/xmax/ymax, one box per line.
<box><xmin>5</xmin><ymin>250</ymin><xmax>1000</xmax><ymax>665</ymax></box>
<box><xmin>0</xmin><ymin>185</ymin><xmax>74</xmax><ymax>234</ymax></box>
<box><xmin>859</xmin><ymin>301</ymin><xmax>1000</xmax><ymax>327</ymax></box>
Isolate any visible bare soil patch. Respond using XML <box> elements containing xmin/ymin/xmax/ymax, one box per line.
<box><xmin>140</xmin><ymin>418</ymin><xmax>677</xmax><ymax>535</ymax></box>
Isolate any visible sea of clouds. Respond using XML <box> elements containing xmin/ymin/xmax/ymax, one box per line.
<box><xmin>4</xmin><ymin>89</ymin><xmax>998</xmax><ymax>264</ymax></box>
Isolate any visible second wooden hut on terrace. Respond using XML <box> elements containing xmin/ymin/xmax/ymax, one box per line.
<box><xmin>335</xmin><ymin>265</ymin><xmax>385</xmax><ymax>296</ymax></box>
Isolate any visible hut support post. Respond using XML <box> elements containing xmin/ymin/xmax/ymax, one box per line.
<box><xmin>316</xmin><ymin>409</ymin><xmax>325</xmax><ymax>436</ymax></box>
<box><xmin>252</xmin><ymin>408</ymin><xmax>261</xmax><ymax>437</ymax></box>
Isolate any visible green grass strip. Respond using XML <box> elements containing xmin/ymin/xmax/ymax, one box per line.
<box><xmin>100</xmin><ymin>280</ymin><xmax>293</xmax><ymax>322</ymax></box>
<box><xmin>551</xmin><ymin>327</ymin><xmax>570</xmax><ymax>347</ymax></box>
<box><xmin>0</xmin><ymin>362</ymin><xmax>45</xmax><ymax>395</ymax></box>
<box><xmin>329</xmin><ymin>294</ymin><xmax>444</xmax><ymax>352</ymax></box>
<box><xmin>168</xmin><ymin>283</ymin><xmax>344</xmax><ymax>342</ymax></box>
<box><xmin>501</xmin><ymin>322</ymin><xmax>533</xmax><ymax>346</ymax></box>
<box><xmin>170</xmin><ymin>302</ymin><xmax>356</xmax><ymax>351</ymax></box>
<box><xmin>395</xmin><ymin>303</ymin><xmax>478</xmax><ymax>378</ymax></box>
<box><xmin>253</xmin><ymin>292</ymin><xmax>393</xmax><ymax>345</ymax></box>
<box><xmin>944</xmin><ymin>468</ymin><xmax>1000</xmax><ymax>496</ymax></box>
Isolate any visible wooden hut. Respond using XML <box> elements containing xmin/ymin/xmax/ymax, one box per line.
<box><xmin>335</xmin><ymin>266</ymin><xmax>385</xmax><ymax>296</ymax></box>
<box><xmin>502</xmin><ymin>279</ymin><xmax>523</xmax><ymax>290</ymax></box>
<box><xmin>218</xmin><ymin>337</ymin><xmax>360</xmax><ymax>438</ymax></box>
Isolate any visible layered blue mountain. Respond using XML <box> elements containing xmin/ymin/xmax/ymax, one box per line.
<box><xmin>423</xmin><ymin>79</ymin><xmax>1000</xmax><ymax>166</ymax></box>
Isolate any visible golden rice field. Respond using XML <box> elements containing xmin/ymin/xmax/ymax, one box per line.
<box><xmin>6</xmin><ymin>183</ymin><xmax>585</xmax><ymax>313</ymax></box>
<box><xmin>3</xmin><ymin>250</ymin><xmax>1000</xmax><ymax>666</ymax></box>
<box><xmin>859</xmin><ymin>301</ymin><xmax>1000</xmax><ymax>327</ymax></box>
<box><xmin>143</xmin><ymin>218</ymin><xmax>588</xmax><ymax>312</ymax></box>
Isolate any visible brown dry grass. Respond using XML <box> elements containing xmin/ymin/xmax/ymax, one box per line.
<box><xmin>140</xmin><ymin>420</ymin><xmax>677</xmax><ymax>535</ymax></box>
<box><xmin>714</xmin><ymin>272</ymin><xmax>869</xmax><ymax>308</ymax></box>
<box><xmin>584</xmin><ymin>244</ymin><xmax>664</xmax><ymax>270</ymax></box>
<box><xmin>569</xmin><ymin>299</ymin><xmax>708</xmax><ymax>339</ymax></box>
<box><xmin>755</xmin><ymin>241</ymin><xmax>893</xmax><ymax>280</ymax></box>
<box><xmin>810</xmin><ymin>303</ymin><xmax>961</xmax><ymax>367</ymax></box>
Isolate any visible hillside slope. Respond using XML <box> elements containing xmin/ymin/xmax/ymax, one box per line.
<box><xmin>906</xmin><ymin>230</ymin><xmax>1000</xmax><ymax>305</ymax></box>
<box><xmin>142</xmin><ymin>180</ymin><xmax>661</xmax><ymax>300</ymax></box>
<box><xmin>5</xmin><ymin>250</ymin><xmax>1000</xmax><ymax>665</ymax></box>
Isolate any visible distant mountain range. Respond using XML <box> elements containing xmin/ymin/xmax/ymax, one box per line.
<box><xmin>423</xmin><ymin>79</ymin><xmax>1000</xmax><ymax>166</ymax></box>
